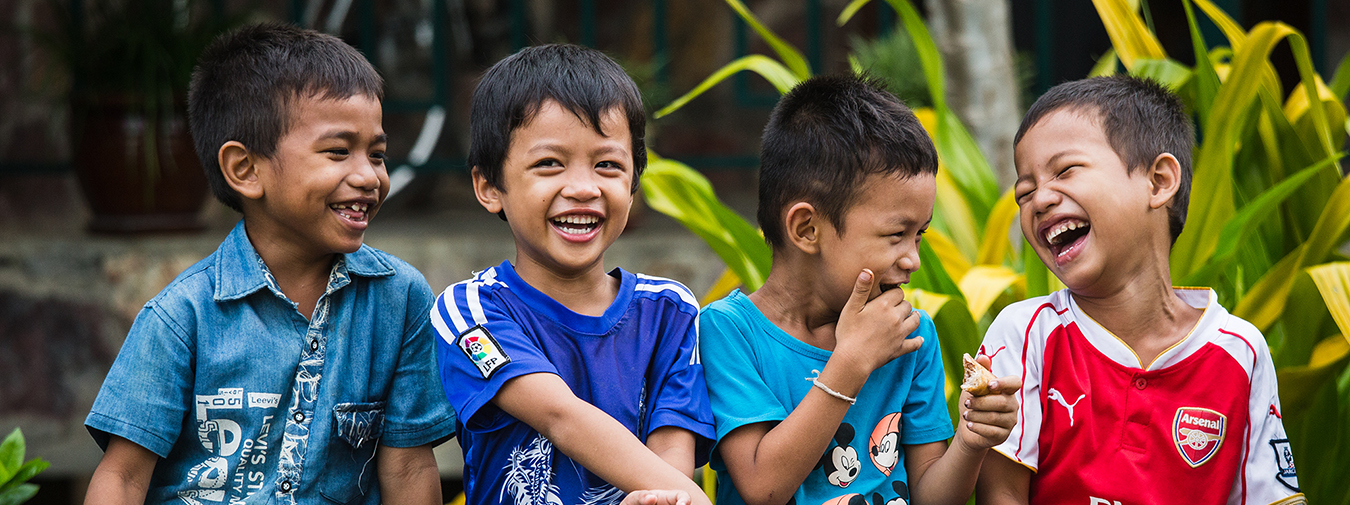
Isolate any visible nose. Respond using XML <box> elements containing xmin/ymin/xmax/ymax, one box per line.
<box><xmin>347</xmin><ymin>155</ymin><xmax>384</xmax><ymax>193</ymax></box>
<box><xmin>559</xmin><ymin>165</ymin><xmax>601</xmax><ymax>201</ymax></box>
<box><xmin>1025</xmin><ymin>184</ymin><xmax>1062</xmax><ymax>216</ymax></box>
<box><xmin>899</xmin><ymin>242</ymin><xmax>921</xmax><ymax>274</ymax></box>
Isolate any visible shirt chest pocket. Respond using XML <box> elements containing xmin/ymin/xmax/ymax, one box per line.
<box><xmin>320</xmin><ymin>401</ymin><xmax>385</xmax><ymax>504</ymax></box>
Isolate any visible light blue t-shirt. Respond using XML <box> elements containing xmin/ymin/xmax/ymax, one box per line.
<box><xmin>86</xmin><ymin>220</ymin><xmax>455</xmax><ymax>504</ymax></box>
<box><xmin>700</xmin><ymin>290</ymin><xmax>954</xmax><ymax>505</ymax></box>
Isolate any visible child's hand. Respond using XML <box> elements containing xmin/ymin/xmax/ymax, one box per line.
<box><xmin>835</xmin><ymin>269</ymin><xmax>924</xmax><ymax>373</ymax></box>
<box><xmin>620</xmin><ymin>490</ymin><xmax>693</xmax><ymax>505</ymax></box>
<box><xmin>956</xmin><ymin>355</ymin><xmax>1021</xmax><ymax>450</ymax></box>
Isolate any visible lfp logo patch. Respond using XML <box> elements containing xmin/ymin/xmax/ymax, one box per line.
<box><xmin>1173</xmin><ymin>407</ymin><xmax>1226</xmax><ymax>467</ymax></box>
<box><xmin>458</xmin><ymin>325</ymin><xmax>510</xmax><ymax>379</ymax></box>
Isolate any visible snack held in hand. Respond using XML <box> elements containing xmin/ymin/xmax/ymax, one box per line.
<box><xmin>961</xmin><ymin>353</ymin><xmax>996</xmax><ymax>396</ymax></box>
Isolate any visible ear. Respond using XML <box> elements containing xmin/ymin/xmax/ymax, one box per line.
<box><xmin>471</xmin><ymin>167</ymin><xmax>505</xmax><ymax>215</ymax></box>
<box><xmin>219</xmin><ymin>141</ymin><xmax>263</xmax><ymax>201</ymax></box>
<box><xmin>784</xmin><ymin>202</ymin><xmax>822</xmax><ymax>254</ymax></box>
<box><xmin>1146</xmin><ymin>153</ymin><xmax>1182</xmax><ymax>210</ymax></box>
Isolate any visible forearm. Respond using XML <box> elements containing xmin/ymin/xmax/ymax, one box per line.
<box><xmin>975</xmin><ymin>450</ymin><xmax>1031</xmax><ymax>505</ymax></box>
<box><xmin>377</xmin><ymin>445</ymin><xmax>442</xmax><ymax>505</ymax></box>
<box><xmin>545</xmin><ymin>403</ymin><xmax>708</xmax><ymax>503</ymax></box>
<box><xmin>646</xmin><ymin>426</ymin><xmax>697</xmax><ymax>478</ymax></box>
<box><xmin>498</xmin><ymin>373</ymin><xmax>710</xmax><ymax>505</ymax></box>
<box><xmin>724</xmin><ymin>356</ymin><xmax>869</xmax><ymax>505</ymax></box>
<box><xmin>909</xmin><ymin>438</ymin><xmax>987</xmax><ymax>505</ymax></box>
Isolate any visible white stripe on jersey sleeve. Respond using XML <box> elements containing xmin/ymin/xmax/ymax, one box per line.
<box><xmin>635</xmin><ymin>274</ymin><xmax>702</xmax><ymax>365</ymax></box>
<box><xmin>432</xmin><ymin>283</ymin><xmax>470</xmax><ymax>340</ymax></box>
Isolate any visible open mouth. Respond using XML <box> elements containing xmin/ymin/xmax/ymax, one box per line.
<box><xmin>330</xmin><ymin>202</ymin><xmax>372</xmax><ymax>223</ymax></box>
<box><xmin>1044</xmin><ymin>218</ymin><xmax>1090</xmax><ymax>261</ymax></box>
<box><xmin>550</xmin><ymin>213</ymin><xmax>603</xmax><ymax>240</ymax></box>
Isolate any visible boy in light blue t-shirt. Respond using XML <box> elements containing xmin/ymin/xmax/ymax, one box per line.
<box><xmin>700</xmin><ymin>74</ymin><xmax>1021</xmax><ymax>505</ymax></box>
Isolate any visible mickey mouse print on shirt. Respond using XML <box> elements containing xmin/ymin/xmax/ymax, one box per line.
<box><xmin>819</xmin><ymin>423</ymin><xmax>862</xmax><ymax>487</ymax></box>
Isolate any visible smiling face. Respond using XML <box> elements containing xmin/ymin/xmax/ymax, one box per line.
<box><xmin>474</xmin><ymin>100</ymin><xmax>634</xmax><ymax>279</ymax></box>
<box><xmin>815</xmin><ymin>171</ymin><xmax>935</xmax><ymax>311</ymax></box>
<box><xmin>248</xmin><ymin>93</ymin><xmax>388</xmax><ymax>259</ymax></box>
<box><xmin>1014</xmin><ymin>108</ymin><xmax>1162</xmax><ymax>295</ymax></box>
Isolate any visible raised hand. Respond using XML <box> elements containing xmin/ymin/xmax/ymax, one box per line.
<box><xmin>833</xmin><ymin>269</ymin><xmax>924</xmax><ymax>374</ymax></box>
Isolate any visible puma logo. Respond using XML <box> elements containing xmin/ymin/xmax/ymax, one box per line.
<box><xmin>1047</xmin><ymin>388</ymin><xmax>1085</xmax><ymax>427</ymax></box>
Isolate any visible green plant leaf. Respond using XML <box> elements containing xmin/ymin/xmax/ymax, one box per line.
<box><xmin>910</xmin><ymin>240</ymin><xmax>965</xmax><ymax>300</ymax></box>
<box><xmin>655</xmin><ymin>55</ymin><xmax>801</xmax><ymax>118</ymax></box>
<box><xmin>1173</xmin><ymin>22</ymin><xmax>1306</xmax><ymax>279</ymax></box>
<box><xmin>1180</xmin><ymin>154</ymin><xmax>1341</xmax><ymax>287</ymax></box>
<box><xmin>976</xmin><ymin>190</ymin><xmax>1018</xmax><ymax>266</ymax></box>
<box><xmin>0</xmin><ymin>429</ymin><xmax>23</xmax><ymax>479</ymax></box>
<box><xmin>1129</xmin><ymin>58</ymin><xmax>1192</xmax><ymax>90</ymax></box>
<box><xmin>1022</xmin><ymin>237</ymin><xmax>1053</xmax><ymax>298</ymax></box>
<box><xmin>640</xmin><ymin>154</ymin><xmax>772</xmax><ymax>291</ymax></box>
<box><xmin>1308</xmin><ymin>263</ymin><xmax>1350</xmax><ymax>341</ymax></box>
<box><xmin>958</xmin><ymin>266</ymin><xmax>1021</xmax><ymax>322</ymax></box>
<box><xmin>722</xmin><ymin>0</ymin><xmax>812</xmax><ymax>79</ymax></box>
<box><xmin>934</xmin><ymin>109</ymin><xmax>1000</xmax><ymax>223</ymax></box>
<box><xmin>1192</xmin><ymin>0</ymin><xmax>1247</xmax><ymax>48</ymax></box>
<box><xmin>1089</xmin><ymin>49</ymin><xmax>1120</xmax><ymax>77</ymax></box>
<box><xmin>0</xmin><ymin>484</ymin><xmax>39</xmax><ymax>505</ymax></box>
<box><xmin>917</xmin><ymin>293</ymin><xmax>980</xmax><ymax>426</ymax></box>
<box><xmin>0</xmin><ymin>459</ymin><xmax>49</xmax><ymax>495</ymax></box>
<box><xmin>879</xmin><ymin>0</ymin><xmax>947</xmax><ymax>110</ymax></box>
<box><xmin>1091</xmin><ymin>0</ymin><xmax>1167</xmax><ymax>70</ymax></box>
<box><xmin>1182</xmin><ymin>0</ymin><xmax>1221</xmax><ymax>125</ymax></box>
<box><xmin>1276</xmin><ymin>335</ymin><xmax>1349</xmax><ymax>425</ymax></box>
<box><xmin>1331</xmin><ymin>50</ymin><xmax>1350</xmax><ymax>101</ymax></box>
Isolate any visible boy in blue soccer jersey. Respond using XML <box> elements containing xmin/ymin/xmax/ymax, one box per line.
<box><xmin>430</xmin><ymin>44</ymin><xmax>715</xmax><ymax>505</ymax></box>
<box><xmin>700</xmin><ymin>74</ymin><xmax>1022</xmax><ymax>505</ymax></box>
<box><xmin>83</xmin><ymin>24</ymin><xmax>454</xmax><ymax>504</ymax></box>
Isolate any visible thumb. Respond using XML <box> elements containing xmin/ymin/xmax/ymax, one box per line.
<box><xmin>844</xmin><ymin>269</ymin><xmax>876</xmax><ymax>313</ymax></box>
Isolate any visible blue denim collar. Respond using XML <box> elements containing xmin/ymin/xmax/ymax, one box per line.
<box><xmin>214</xmin><ymin>220</ymin><xmax>396</xmax><ymax>301</ymax></box>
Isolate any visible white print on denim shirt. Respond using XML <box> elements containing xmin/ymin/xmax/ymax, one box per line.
<box><xmin>502</xmin><ymin>435</ymin><xmax>562</xmax><ymax>505</ymax></box>
<box><xmin>180</xmin><ymin>390</ymin><xmax>280</xmax><ymax>504</ymax></box>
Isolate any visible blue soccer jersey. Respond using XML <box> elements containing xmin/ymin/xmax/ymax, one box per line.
<box><xmin>431</xmin><ymin>261</ymin><xmax>716</xmax><ymax>505</ymax></box>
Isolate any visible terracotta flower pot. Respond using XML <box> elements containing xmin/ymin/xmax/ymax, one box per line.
<box><xmin>72</xmin><ymin>98</ymin><xmax>208</xmax><ymax>233</ymax></box>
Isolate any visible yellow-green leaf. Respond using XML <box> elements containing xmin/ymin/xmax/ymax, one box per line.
<box><xmin>1091</xmin><ymin>0</ymin><xmax>1167</xmax><ymax>69</ymax></box>
<box><xmin>958</xmin><ymin>265</ymin><xmax>1021</xmax><ymax>321</ymax></box>
<box><xmin>701</xmin><ymin>267</ymin><xmax>743</xmax><ymax>306</ymax></box>
<box><xmin>976</xmin><ymin>189</ymin><xmax>1019</xmax><ymax>266</ymax></box>
<box><xmin>655</xmin><ymin>55</ymin><xmax>801</xmax><ymax>118</ymax></box>
<box><xmin>1307</xmin><ymin>263</ymin><xmax>1350</xmax><ymax>343</ymax></box>
<box><xmin>1275</xmin><ymin>334</ymin><xmax>1349</xmax><ymax>416</ymax></box>
<box><xmin>1192</xmin><ymin>0</ymin><xmax>1247</xmax><ymax>48</ymax></box>
<box><xmin>1089</xmin><ymin>49</ymin><xmax>1120</xmax><ymax>77</ymax></box>
<box><xmin>722</xmin><ymin>0</ymin><xmax>812</xmax><ymax>79</ymax></box>
<box><xmin>925</xmin><ymin>228</ymin><xmax>972</xmax><ymax>282</ymax></box>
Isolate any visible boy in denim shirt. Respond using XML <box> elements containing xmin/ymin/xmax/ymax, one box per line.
<box><xmin>84</xmin><ymin>24</ymin><xmax>454</xmax><ymax>504</ymax></box>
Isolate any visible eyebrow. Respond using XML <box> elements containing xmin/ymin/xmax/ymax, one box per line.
<box><xmin>1017</xmin><ymin>149</ymin><xmax>1084</xmax><ymax>183</ymax></box>
<box><xmin>320</xmin><ymin>130</ymin><xmax>387</xmax><ymax>145</ymax></box>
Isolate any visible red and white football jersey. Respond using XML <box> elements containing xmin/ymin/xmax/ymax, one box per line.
<box><xmin>981</xmin><ymin>288</ymin><xmax>1305</xmax><ymax>505</ymax></box>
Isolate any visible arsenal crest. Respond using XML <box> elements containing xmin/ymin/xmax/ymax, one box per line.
<box><xmin>1173</xmin><ymin>407</ymin><xmax>1226</xmax><ymax>467</ymax></box>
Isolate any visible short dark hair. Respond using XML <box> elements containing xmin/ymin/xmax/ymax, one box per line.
<box><xmin>1015</xmin><ymin>75</ymin><xmax>1194</xmax><ymax>242</ymax></box>
<box><xmin>758</xmin><ymin>74</ymin><xmax>938</xmax><ymax>250</ymax></box>
<box><xmin>188</xmin><ymin>23</ymin><xmax>384</xmax><ymax>212</ymax></box>
<box><xmin>468</xmin><ymin>44</ymin><xmax>647</xmax><ymax>193</ymax></box>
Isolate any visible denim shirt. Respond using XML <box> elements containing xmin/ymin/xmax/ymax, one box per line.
<box><xmin>86</xmin><ymin>221</ymin><xmax>455</xmax><ymax>504</ymax></box>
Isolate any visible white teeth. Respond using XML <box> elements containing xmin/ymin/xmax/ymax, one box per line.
<box><xmin>1045</xmin><ymin>220</ymin><xmax>1088</xmax><ymax>245</ymax></box>
<box><xmin>331</xmin><ymin>203</ymin><xmax>369</xmax><ymax>212</ymax></box>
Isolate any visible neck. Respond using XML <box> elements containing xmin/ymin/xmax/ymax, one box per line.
<box><xmin>1070</xmin><ymin>254</ymin><xmax>1202</xmax><ymax>367</ymax></box>
<box><xmin>513</xmin><ymin>254</ymin><xmax>618</xmax><ymax>317</ymax></box>
<box><xmin>243</xmin><ymin>222</ymin><xmax>335</xmax><ymax>319</ymax></box>
<box><xmin>749</xmin><ymin>256</ymin><xmax>844</xmax><ymax>351</ymax></box>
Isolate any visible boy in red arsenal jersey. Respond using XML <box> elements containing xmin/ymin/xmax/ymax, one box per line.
<box><xmin>975</xmin><ymin>75</ymin><xmax>1305</xmax><ymax>505</ymax></box>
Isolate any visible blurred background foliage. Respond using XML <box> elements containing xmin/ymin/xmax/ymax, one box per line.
<box><xmin>641</xmin><ymin>0</ymin><xmax>1350</xmax><ymax>501</ymax></box>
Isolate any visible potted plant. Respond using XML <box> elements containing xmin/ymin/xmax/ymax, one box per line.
<box><xmin>45</xmin><ymin>0</ymin><xmax>236</xmax><ymax>233</ymax></box>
